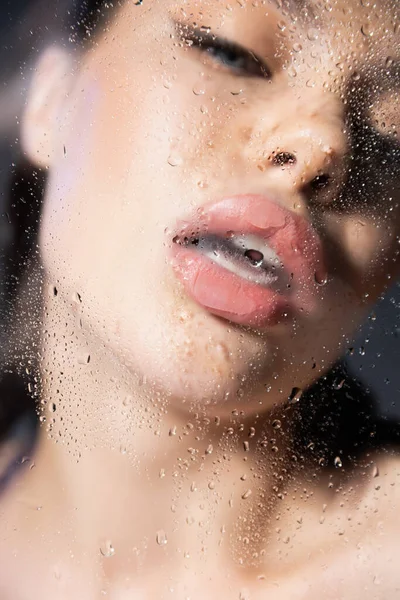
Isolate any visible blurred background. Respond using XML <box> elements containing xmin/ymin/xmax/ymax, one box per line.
<box><xmin>1</xmin><ymin>0</ymin><xmax>399</xmax><ymax>420</ymax></box>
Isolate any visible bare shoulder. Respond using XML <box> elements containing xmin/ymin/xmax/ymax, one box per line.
<box><xmin>277</xmin><ymin>453</ymin><xmax>400</xmax><ymax>599</ymax></box>
<box><xmin>307</xmin><ymin>454</ymin><xmax>400</xmax><ymax>599</ymax></box>
<box><xmin>357</xmin><ymin>452</ymin><xmax>400</xmax><ymax>521</ymax></box>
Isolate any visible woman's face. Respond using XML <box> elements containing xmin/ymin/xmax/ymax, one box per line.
<box><xmin>24</xmin><ymin>0</ymin><xmax>399</xmax><ymax>413</ymax></box>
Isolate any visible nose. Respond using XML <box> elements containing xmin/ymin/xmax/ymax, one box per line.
<box><xmin>242</xmin><ymin>89</ymin><xmax>348</xmax><ymax>202</ymax></box>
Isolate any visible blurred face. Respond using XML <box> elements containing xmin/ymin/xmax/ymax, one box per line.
<box><xmin>24</xmin><ymin>0</ymin><xmax>400</xmax><ymax>414</ymax></box>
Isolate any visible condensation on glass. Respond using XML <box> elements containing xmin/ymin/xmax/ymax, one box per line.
<box><xmin>0</xmin><ymin>0</ymin><xmax>399</xmax><ymax>598</ymax></box>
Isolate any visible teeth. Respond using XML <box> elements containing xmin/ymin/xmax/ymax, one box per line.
<box><xmin>180</xmin><ymin>232</ymin><xmax>286</xmax><ymax>288</ymax></box>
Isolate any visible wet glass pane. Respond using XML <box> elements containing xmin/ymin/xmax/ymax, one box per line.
<box><xmin>0</xmin><ymin>0</ymin><xmax>399</xmax><ymax>597</ymax></box>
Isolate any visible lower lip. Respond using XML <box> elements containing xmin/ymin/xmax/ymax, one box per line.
<box><xmin>171</xmin><ymin>244</ymin><xmax>290</xmax><ymax>327</ymax></box>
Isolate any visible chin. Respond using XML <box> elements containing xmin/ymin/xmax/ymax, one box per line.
<box><xmin>127</xmin><ymin>322</ymin><xmax>278</xmax><ymax>416</ymax></box>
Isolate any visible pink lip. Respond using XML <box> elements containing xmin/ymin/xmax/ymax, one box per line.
<box><xmin>169</xmin><ymin>195</ymin><xmax>326</xmax><ymax>328</ymax></box>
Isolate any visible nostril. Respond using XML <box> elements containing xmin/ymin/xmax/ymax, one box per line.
<box><xmin>310</xmin><ymin>173</ymin><xmax>330</xmax><ymax>191</ymax></box>
<box><xmin>271</xmin><ymin>152</ymin><xmax>297</xmax><ymax>166</ymax></box>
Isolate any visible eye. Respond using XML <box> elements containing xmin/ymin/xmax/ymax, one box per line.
<box><xmin>177</xmin><ymin>24</ymin><xmax>271</xmax><ymax>79</ymax></box>
<box><xmin>202</xmin><ymin>39</ymin><xmax>271</xmax><ymax>78</ymax></box>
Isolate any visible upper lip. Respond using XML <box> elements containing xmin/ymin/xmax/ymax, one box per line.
<box><xmin>171</xmin><ymin>194</ymin><xmax>327</xmax><ymax>300</ymax></box>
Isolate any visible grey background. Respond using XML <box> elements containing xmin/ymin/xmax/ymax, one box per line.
<box><xmin>346</xmin><ymin>285</ymin><xmax>400</xmax><ymax>418</ymax></box>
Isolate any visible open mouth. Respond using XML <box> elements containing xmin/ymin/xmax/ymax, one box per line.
<box><xmin>170</xmin><ymin>194</ymin><xmax>326</xmax><ymax>328</ymax></box>
<box><xmin>173</xmin><ymin>232</ymin><xmax>288</xmax><ymax>289</ymax></box>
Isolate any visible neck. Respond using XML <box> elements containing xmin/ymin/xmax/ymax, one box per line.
<box><xmin>21</xmin><ymin>279</ymin><xmax>295</xmax><ymax>581</ymax></box>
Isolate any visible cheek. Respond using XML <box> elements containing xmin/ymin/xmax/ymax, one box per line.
<box><xmin>39</xmin><ymin>67</ymin><xmax>150</xmax><ymax>291</ymax></box>
<box><xmin>341</xmin><ymin>219</ymin><xmax>384</xmax><ymax>269</ymax></box>
<box><xmin>39</xmin><ymin>80</ymin><xmax>100</xmax><ymax>277</ymax></box>
<box><xmin>325</xmin><ymin>213</ymin><xmax>398</xmax><ymax>297</ymax></box>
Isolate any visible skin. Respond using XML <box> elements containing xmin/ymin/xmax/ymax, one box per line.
<box><xmin>0</xmin><ymin>0</ymin><xmax>399</xmax><ymax>597</ymax></box>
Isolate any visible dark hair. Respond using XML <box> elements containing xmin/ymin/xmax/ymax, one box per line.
<box><xmin>0</xmin><ymin>0</ymin><xmax>399</xmax><ymax>477</ymax></box>
<box><xmin>69</xmin><ymin>0</ymin><xmax>122</xmax><ymax>40</ymax></box>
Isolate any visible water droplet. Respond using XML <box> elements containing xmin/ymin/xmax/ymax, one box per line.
<box><xmin>167</xmin><ymin>154</ymin><xmax>183</xmax><ymax>167</ymax></box>
<box><xmin>333</xmin><ymin>378</ymin><xmax>345</xmax><ymax>390</ymax></box>
<box><xmin>123</xmin><ymin>395</ymin><xmax>132</xmax><ymax>407</ymax></box>
<box><xmin>241</xmin><ymin>489</ymin><xmax>252</xmax><ymax>500</ymax></box>
<box><xmin>77</xmin><ymin>353</ymin><xmax>91</xmax><ymax>365</ymax></box>
<box><xmin>197</xmin><ymin>179</ymin><xmax>208</xmax><ymax>189</ymax></box>
<box><xmin>208</xmin><ymin>481</ymin><xmax>216</xmax><ymax>490</ymax></box>
<box><xmin>334</xmin><ymin>456</ymin><xmax>343</xmax><ymax>468</ymax></box>
<box><xmin>205</xmin><ymin>444</ymin><xmax>213</xmax><ymax>455</ymax></box>
<box><xmin>230</xmin><ymin>85</ymin><xmax>244</xmax><ymax>96</ymax></box>
<box><xmin>287</xmin><ymin>66</ymin><xmax>297</xmax><ymax>78</ymax></box>
<box><xmin>72</xmin><ymin>291</ymin><xmax>82</xmax><ymax>304</ymax></box>
<box><xmin>288</xmin><ymin>387</ymin><xmax>303</xmax><ymax>403</ymax></box>
<box><xmin>244</xmin><ymin>248</ymin><xmax>264</xmax><ymax>267</ymax></box>
<box><xmin>314</xmin><ymin>271</ymin><xmax>328</xmax><ymax>286</ymax></box>
<box><xmin>193</xmin><ymin>83</ymin><xmax>206</xmax><ymax>96</ymax></box>
<box><xmin>156</xmin><ymin>530</ymin><xmax>168</xmax><ymax>545</ymax></box>
<box><xmin>307</xmin><ymin>28</ymin><xmax>319</xmax><ymax>41</ymax></box>
<box><xmin>293</xmin><ymin>42</ymin><xmax>302</xmax><ymax>52</ymax></box>
<box><xmin>138</xmin><ymin>374</ymin><xmax>147</xmax><ymax>387</ymax></box>
<box><xmin>272</xmin><ymin>419</ymin><xmax>282</xmax><ymax>429</ymax></box>
<box><xmin>243</xmin><ymin>441</ymin><xmax>250</xmax><ymax>452</ymax></box>
<box><xmin>385</xmin><ymin>56</ymin><xmax>394</xmax><ymax>68</ymax></box>
<box><xmin>361</xmin><ymin>23</ymin><xmax>373</xmax><ymax>37</ymax></box>
<box><xmin>372</xmin><ymin>465</ymin><xmax>379</xmax><ymax>478</ymax></box>
<box><xmin>100</xmin><ymin>541</ymin><xmax>115</xmax><ymax>558</ymax></box>
<box><xmin>169</xmin><ymin>426</ymin><xmax>177</xmax><ymax>436</ymax></box>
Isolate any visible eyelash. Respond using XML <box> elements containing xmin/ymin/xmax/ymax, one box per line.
<box><xmin>180</xmin><ymin>28</ymin><xmax>271</xmax><ymax>79</ymax></box>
